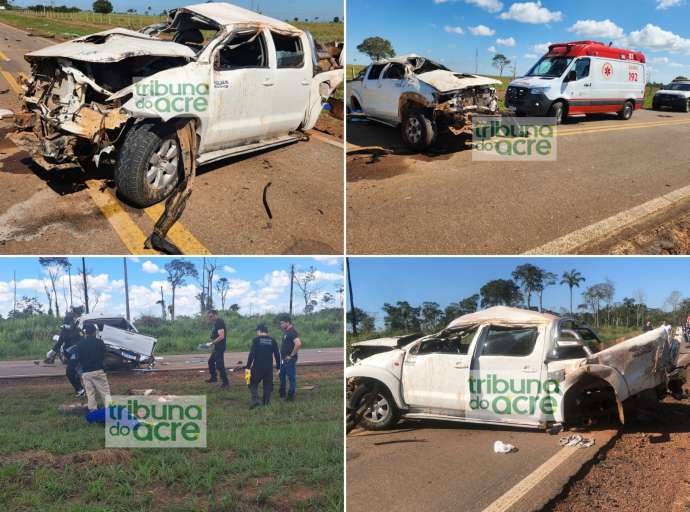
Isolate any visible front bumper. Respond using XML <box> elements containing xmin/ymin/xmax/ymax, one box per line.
<box><xmin>653</xmin><ymin>94</ymin><xmax>687</xmax><ymax>110</ymax></box>
<box><xmin>505</xmin><ymin>87</ymin><xmax>553</xmax><ymax>116</ymax></box>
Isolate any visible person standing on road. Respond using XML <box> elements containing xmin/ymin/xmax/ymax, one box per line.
<box><xmin>277</xmin><ymin>314</ymin><xmax>302</xmax><ymax>401</ymax></box>
<box><xmin>643</xmin><ymin>320</ymin><xmax>653</xmax><ymax>332</ymax></box>
<box><xmin>76</xmin><ymin>324</ymin><xmax>111</xmax><ymax>412</ymax></box>
<box><xmin>47</xmin><ymin>313</ymin><xmax>84</xmax><ymax>398</ymax></box>
<box><xmin>246</xmin><ymin>324</ymin><xmax>280</xmax><ymax>408</ymax></box>
<box><xmin>206</xmin><ymin>310</ymin><xmax>229</xmax><ymax>388</ymax></box>
<box><xmin>662</xmin><ymin>320</ymin><xmax>672</xmax><ymax>337</ymax></box>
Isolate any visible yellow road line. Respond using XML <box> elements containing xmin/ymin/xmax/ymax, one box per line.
<box><xmin>557</xmin><ymin>118</ymin><xmax>690</xmax><ymax>137</ymax></box>
<box><xmin>481</xmin><ymin>447</ymin><xmax>578</xmax><ymax>512</ymax></box>
<box><xmin>0</xmin><ymin>69</ymin><xmax>21</xmax><ymax>95</ymax></box>
<box><xmin>0</xmin><ymin>50</ymin><xmax>9</xmax><ymax>62</ymax></box>
<box><xmin>144</xmin><ymin>202</ymin><xmax>212</xmax><ymax>255</ymax></box>
<box><xmin>85</xmin><ymin>180</ymin><xmax>158</xmax><ymax>255</ymax></box>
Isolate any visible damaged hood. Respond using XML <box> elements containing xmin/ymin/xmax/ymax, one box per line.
<box><xmin>25</xmin><ymin>28</ymin><xmax>196</xmax><ymax>64</ymax></box>
<box><xmin>418</xmin><ymin>69</ymin><xmax>501</xmax><ymax>93</ymax></box>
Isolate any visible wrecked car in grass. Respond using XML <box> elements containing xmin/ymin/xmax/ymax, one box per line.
<box><xmin>347</xmin><ymin>306</ymin><xmax>684</xmax><ymax>431</ymax></box>
<box><xmin>50</xmin><ymin>313</ymin><xmax>157</xmax><ymax>370</ymax></box>
<box><xmin>347</xmin><ymin>55</ymin><xmax>499</xmax><ymax>151</ymax></box>
<box><xmin>11</xmin><ymin>3</ymin><xmax>343</xmax><ymax>207</ymax></box>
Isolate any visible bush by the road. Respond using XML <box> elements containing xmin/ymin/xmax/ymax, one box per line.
<box><xmin>0</xmin><ymin>308</ymin><xmax>343</xmax><ymax>359</ymax></box>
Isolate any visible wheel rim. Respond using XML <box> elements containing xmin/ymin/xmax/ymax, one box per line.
<box><xmin>405</xmin><ymin>117</ymin><xmax>422</xmax><ymax>144</ymax></box>
<box><xmin>625</xmin><ymin>104</ymin><xmax>632</xmax><ymax>117</ymax></box>
<box><xmin>364</xmin><ymin>393</ymin><xmax>390</xmax><ymax>424</ymax></box>
<box><xmin>146</xmin><ymin>138</ymin><xmax>179</xmax><ymax>190</ymax></box>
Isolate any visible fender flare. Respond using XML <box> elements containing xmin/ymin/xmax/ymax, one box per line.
<box><xmin>398</xmin><ymin>92</ymin><xmax>434</xmax><ymax>120</ymax></box>
<box><xmin>348</xmin><ymin>89</ymin><xmax>365</xmax><ymax>111</ymax></box>
<box><xmin>345</xmin><ymin>365</ymin><xmax>406</xmax><ymax>410</ymax></box>
<box><xmin>559</xmin><ymin>363</ymin><xmax>630</xmax><ymax>424</ymax></box>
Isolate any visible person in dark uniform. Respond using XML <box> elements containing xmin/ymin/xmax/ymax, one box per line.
<box><xmin>277</xmin><ymin>314</ymin><xmax>302</xmax><ymax>401</ymax></box>
<box><xmin>46</xmin><ymin>313</ymin><xmax>84</xmax><ymax>397</ymax></box>
<box><xmin>246</xmin><ymin>324</ymin><xmax>280</xmax><ymax>408</ymax></box>
<box><xmin>206</xmin><ymin>310</ymin><xmax>229</xmax><ymax>388</ymax></box>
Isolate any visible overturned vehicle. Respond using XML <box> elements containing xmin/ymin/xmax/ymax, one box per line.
<box><xmin>347</xmin><ymin>307</ymin><xmax>684</xmax><ymax>431</ymax></box>
<box><xmin>12</xmin><ymin>3</ymin><xmax>343</xmax><ymax>207</ymax></box>
<box><xmin>50</xmin><ymin>313</ymin><xmax>158</xmax><ymax>370</ymax></box>
<box><xmin>347</xmin><ymin>55</ymin><xmax>499</xmax><ymax>151</ymax></box>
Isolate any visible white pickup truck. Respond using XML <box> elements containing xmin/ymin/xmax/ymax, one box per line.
<box><xmin>652</xmin><ymin>80</ymin><xmax>690</xmax><ymax>112</ymax></box>
<box><xmin>347</xmin><ymin>306</ymin><xmax>684</xmax><ymax>431</ymax></box>
<box><xmin>347</xmin><ymin>55</ymin><xmax>499</xmax><ymax>151</ymax></box>
<box><xmin>12</xmin><ymin>3</ymin><xmax>343</xmax><ymax>207</ymax></box>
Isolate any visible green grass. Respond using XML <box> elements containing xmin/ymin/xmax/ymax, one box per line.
<box><xmin>0</xmin><ymin>309</ymin><xmax>343</xmax><ymax>360</ymax></box>
<box><xmin>0</xmin><ymin>369</ymin><xmax>343</xmax><ymax>511</ymax></box>
<box><xmin>595</xmin><ymin>325</ymin><xmax>644</xmax><ymax>348</ymax></box>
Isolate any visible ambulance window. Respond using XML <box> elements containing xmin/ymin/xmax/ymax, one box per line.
<box><xmin>575</xmin><ymin>58</ymin><xmax>590</xmax><ymax>80</ymax></box>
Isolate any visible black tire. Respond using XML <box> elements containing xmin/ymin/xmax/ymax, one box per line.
<box><xmin>350</xmin><ymin>382</ymin><xmax>399</xmax><ymax>431</ymax></box>
<box><xmin>548</xmin><ymin>101</ymin><xmax>566</xmax><ymax>125</ymax></box>
<box><xmin>401</xmin><ymin>109</ymin><xmax>436</xmax><ymax>151</ymax></box>
<box><xmin>618</xmin><ymin>101</ymin><xmax>634</xmax><ymax>120</ymax></box>
<box><xmin>684</xmin><ymin>99</ymin><xmax>690</xmax><ymax>113</ymax></box>
<box><xmin>114</xmin><ymin>122</ymin><xmax>182</xmax><ymax>207</ymax></box>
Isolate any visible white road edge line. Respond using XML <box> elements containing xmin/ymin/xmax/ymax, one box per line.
<box><xmin>481</xmin><ymin>447</ymin><xmax>578</xmax><ymax>512</ymax></box>
<box><xmin>524</xmin><ymin>183</ymin><xmax>690</xmax><ymax>255</ymax></box>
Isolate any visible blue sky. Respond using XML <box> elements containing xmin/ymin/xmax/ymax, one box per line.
<box><xmin>347</xmin><ymin>0</ymin><xmax>690</xmax><ymax>83</ymax></box>
<box><xmin>0</xmin><ymin>257</ymin><xmax>343</xmax><ymax>319</ymax></box>
<box><xmin>11</xmin><ymin>0</ymin><xmax>343</xmax><ymax>21</ymax></box>
<box><xmin>348</xmin><ymin>257</ymin><xmax>690</xmax><ymax>324</ymax></box>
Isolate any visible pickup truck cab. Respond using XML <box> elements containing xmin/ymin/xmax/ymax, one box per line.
<box><xmin>347</xmin><ymin>55</ymin><xmax>499</xmax><ymax>151</ymax></box>
<box><xmin>506</xmin><ymin>41</ymin><xmax>646</xmax><ymax>124</ymax></box>
<box><xmin>653</xmin><ymin>80</ymin><xmax>690</xmax><ymax>112</ymax></box>
<box><xmin>13</xmin><ymin>3</ymin><xmax>343</xmax><ymax>207</ymax></box>
<box><xmin>347</xmin><ymin>306</ymin><xmax>682</xmax><ymax>431</ymax></box>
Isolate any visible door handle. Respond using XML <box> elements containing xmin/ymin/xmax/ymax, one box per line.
<box><xmin>455</xmin><ymin>362</ymin><xmax>469</xmax><ymax>369</ymax></box>
<box><xmin>301</xmin><ymin>79</ymin><xmax>310</xmax><ymax>86</ymax></box>
<box><xmin>522</xmin><ymin>365</ymin><xmax>537</xmax><ymax>373</ymax></box>
<box><xmin>262</xmin><ymin>80</ymin><xmax>275</xmax><ymax>87</ymax></box>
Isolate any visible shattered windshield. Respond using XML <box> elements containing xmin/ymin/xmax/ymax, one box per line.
<box><xmin>410</xmin><ymin>57</ymin><xmax>450</xmax><ymax>75</ymax></box>
<box><xmin>526</xmin><ymin>56</ymin><xmax>574</xmax><ymax>78</ymax></box>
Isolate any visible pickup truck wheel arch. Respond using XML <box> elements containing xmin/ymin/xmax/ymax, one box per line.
<box><xmin>349</xmin><ymin>379</ymin><xmax>401</xmax><ymax>431</ymax></box>
<box><xmin>562</xmin><ymin>373</ymin><xmax>623</xmax><ymax>427</ymax></box>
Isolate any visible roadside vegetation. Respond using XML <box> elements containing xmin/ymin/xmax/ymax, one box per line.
<box><xmin>347</xmin><ymin>263</ymin><xmax>688</xmax><ymax>351</ymax></box>
<box><xmin>0</xmin><ymin>308</ymin><xmax>343</xmax><ymax>360</ymax></box>
<box><xmin>0</xmin><ymin>368</ymin><xmax>343</xmax><ymax>511</ymax></box>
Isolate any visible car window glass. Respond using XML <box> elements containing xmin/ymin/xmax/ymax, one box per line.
<box><xmin>383</xmin><ymin>63</ymin><xmax>405</xmax><ymax>80</ymax></box>
<box><xmin>367</xmin><ymin>64</ymin><xmax>386</xmax><ymax>80</ymax></box>
<box><xmin>272</xmin><ymin>32</ymin><xmax>304</xmax><ymax>68</ymax></box>
<box><xmin>575</xmin><ymin>58</ymin><xmax>590</xmax><ymax>80</ymax></box>
<box><xmin>217</xmin><ymin>31</ymin><xmax>267</xmax><ymax>70</ymax></box>
<box><xmin>480</xmin><ymin>326</ymin><xmax>538</xmax><ymax>357</ymax></box>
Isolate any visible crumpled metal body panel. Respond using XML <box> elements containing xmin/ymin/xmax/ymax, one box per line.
<box><xmin>417</xmin><ymin>69</ymin><xmax>501</xmax><ymax>93</ymax></box>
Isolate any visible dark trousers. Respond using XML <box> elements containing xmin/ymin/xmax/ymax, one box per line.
<box><xmin>279</xmin><ymin>357</ymin><xmax>297</xmax><ymax>400</ymax></box>
<box><xmin>250</xmin><ymin>368</ymin><xmax>273</xmax><ymax>405</ymax></box>
<box><xmin>208</xmin><ymin>347</ymin><xmax>229</xmax><ymax>384</ymax></box>
<box><xmin>67</xmin><ymin>359</ymin><xmax>82</xmax><ymax>392</ymax></box>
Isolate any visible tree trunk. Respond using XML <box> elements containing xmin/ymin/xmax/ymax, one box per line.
<box><xmin>171</xmin><ymin>286</ymin><xmax>176</xmax><ymax>322</ymax></box>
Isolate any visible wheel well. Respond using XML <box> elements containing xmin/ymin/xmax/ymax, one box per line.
<box><xmin>350</xmin><ymin>95</ymin><xmax>362</xmax><ymax>110</ymax></box>
<box><xmin>552</xmin><ymin>99</ymin><xmax>568</xmax><ymax>113</ymax></box>
<box><xmin>562</xmin><ymin>375</ymin><xmax>620</xmax><ymax>427</ymax></box>
<box><xmin>348</xmin><ymin>377</ymin><xmax>393</xmax><ymax>407</ymax></box>
<box><xmin>399</xmin><ymin>99</ymin><xmax>431</xmax><ymax>120</ymax></box>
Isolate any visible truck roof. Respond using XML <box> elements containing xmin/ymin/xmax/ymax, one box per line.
<box><xmin>547</xmin><ymin>40</ymin><xmax>646</xmax><ymax>64</ymax></box>
<box><xmin>446</xmin><ymin>306</ymin><xmax>559</xmax><ymax>329</ymax></box>
<box><xmin>180</xmin><ymin>3</ymin><xmax>302</xmax><ymax>34</ymax></box>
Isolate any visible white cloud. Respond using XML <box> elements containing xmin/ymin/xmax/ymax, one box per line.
<box><xmin>524</xmin><ymin>53</ymin><xmax>538</xmax><ymax>59</ymax></box>
<box><xmin>223</xmin><ymin>265</ymin><xmax>237</xmax><ymax>273</ymax></box>
<box><xmin>142</xmin><ymin>260</ymin><xmax>160</xmax><ymax>274</ymax></box>
<box><xmin>619</xmin><ymin>24</ymin><xmax>690</xmax><ymax>54</ymax></box>
<box><xmin>499</xmin><ymin>2</ymin><xmax>562</xmax><ymax>24</ymax></box>
<box><xmin>532</xmin><ymin>42</ymin><xmax>553</xmax><ymax>54</ymax></box>
<box><xmin>470</xmin><ymin>24</ymin><xmax>496</xmax><ymax>36</ymax></box>
<box><xmin>311</xmin><ymin>257</ymin><xmax>340</xmax><ymax>266</ymax></box>
<box><xmin>444</xmin><ymin>25</ymin><xmax>465</xmax><ymax>35</ymax></box>
<box><xmin>488</xmin><ymin>45</ymin><xmax>497</xmax><ymax>53</ymax></box>
<box><xmin>651</xmin><ymin>56</ymin><xmax>670</xmax><ymax>64</ymax></box>
<box><xmin>496</xmin><ymin>37</ymin><xmax>516</xmax><ymax>47</ymax></box>
<box><xmin>568</xmin><ymin>19</ymin><xmax>624</xmax><ymax>40</ymax></box>
<box><xmin>434</xmin><ymin>0</ymin><xmax>504</xmax><ymax>12</ymax></box>
<box><xmin>657</xmin><ymin>0</ymin><xmax>684</xmax><ymax>10</ymax></box>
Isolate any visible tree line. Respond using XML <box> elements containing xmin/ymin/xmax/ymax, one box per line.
<box><xmin>348</xmin><ymin>263</ymin><xmax>688</xmax><ymax>336</ymax></box>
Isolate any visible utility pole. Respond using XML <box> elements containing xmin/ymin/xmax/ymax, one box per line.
<box><xmin>123</xmin><ymin>258</ymin><xmax>131</xmax><ymax>321</ymax></box>
<box><xmin>12</xmin><ymin>270</ymin><xmax>16</xmax><ymax>314</ymax></box>
<box><xmin>346</xmin><ymin>258</ymin><xmax>357</xmax><ymax>336</ymax></box>
<box><xmin>289</xmin><ymin>264</ymin><xmax>295</xmax><ymax>317</ymax></box>
<box><xmin>82</xmin><ymin>257</ymin><xmax>89</xmax><ymax>314</ymax></box>
<box><xmin>67</xmin><ymin>262</ymin><xmax>73</xmax><ymax>310</ymax></box>
<box><xmin>475</xmin><ymin>48</ymin><xmax>479</xmax><ymax>74</ymax></box>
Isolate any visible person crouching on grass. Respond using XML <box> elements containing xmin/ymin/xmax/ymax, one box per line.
<box><xmin>76</xmin><ymin>324</ymin><xmax>111</xmax><ymax>412</ymax></box>
<box><xmin>206</xmin><ymin>310</ymin><xmax>229</xmax><ymax>388</ymax></box>
<box><xmin>246</xmin><ymin>324</ymin><xmax>280</xmax><ymax>409</ymax></box>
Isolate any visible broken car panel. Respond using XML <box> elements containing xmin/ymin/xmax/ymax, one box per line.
<box><xmin>11</xmin><ymin>3</ymin><xmax>343</xmax><ymax>208</ymax></box>
<box><xmin>346</xmin><ymin>306</ymin><xmax>684</xmax><ymax>431</ymax></box>
<box><xmin>347</xmin><ymin>54</ymin><xmax>499</xmax><ymax>151</ymax></box>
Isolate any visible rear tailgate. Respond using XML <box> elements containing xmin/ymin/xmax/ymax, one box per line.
<box><xmin>101</xmin><ymin>325</ymin><xmax>157</xmax><ymax>359</ymax></box>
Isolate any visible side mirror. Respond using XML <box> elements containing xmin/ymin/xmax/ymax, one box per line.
<box><xmin>566</xmin><ymin>70</ymin><xmax>577</xmax><ymax>82</ymax></box>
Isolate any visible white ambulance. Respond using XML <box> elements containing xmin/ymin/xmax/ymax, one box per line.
<box><xmin>505</xmin><ymin>41</ymin><xmax>646</xmax><ymax>124</ymax></box>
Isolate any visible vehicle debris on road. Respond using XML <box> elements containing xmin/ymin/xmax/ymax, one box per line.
<box><xmin>559</xmin><ymin>434</ymin><xmax>595</xmax><ymax>449</ymax></box>
<box><xmin>493</xmin><ymin>440</ymin><xmax>517</xmax><ymax>453</ymax></box>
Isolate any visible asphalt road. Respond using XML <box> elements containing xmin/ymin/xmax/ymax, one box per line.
<box><xmin>346</xmin><ymin>108</ymin><xmax>690</xmax><ymax>255</ymax></box>
<box><xmin>0</xmin><ymin>22</ymin><xmax>344</xmax><ymax>255</ymax></box>
<box><xmin>0</xmin><ymin>347</ymin><xmax>343</xmax><ymax>378</ymax></box>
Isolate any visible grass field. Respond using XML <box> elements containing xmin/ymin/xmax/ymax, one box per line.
<box><xmin>0</xmin><ymin>309</ymin><xmax>343</xmax><ymax>360</ymax></box>
<box><xmin>0</xmin><ymin>367</ymin><xmax>343</xmax><ymax>511</ymax></box>
<box><xmin>0</xmin><ymin>10</ymin><xmax>343</xmax><ymax>42</ymax></box>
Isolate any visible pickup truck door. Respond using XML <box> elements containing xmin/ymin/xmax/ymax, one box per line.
<box><xmin>202</xmin><ymin>28</ymin><xmax>277</xmax><ymax>152</ymax></box>
<box><xmin>376</xmin><ymin>63</ymin><xmax>408</xmax><ymax>123</ymax></box>
<box><xmin>468</xmin><ymin>324</ymin><xmax>549</xmax><ymax>426</ymax></box>
<box><xmin>360</xmin><ymin>63</ymin><xmax>387</xmax><ymax>117</ymax></box>
<box><xmin>101</xmin><ymin>325</ymin><xmax>156</xmax><ymax>359</ymax></box>
<box><xmin>400</xmin><ymin>330</ymin><xmax>477</xmax><ymax>416</ymax></box>
<box><xmin>303</xmin><ymin>68</ymin><xmax>344</xmax><ymax>130</ymax></box>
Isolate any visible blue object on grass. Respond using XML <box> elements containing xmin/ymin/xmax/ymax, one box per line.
<box><xmin>85</xmin><ymin>406</ymin><xmax>139</xmax><ymax>428</ymax></box>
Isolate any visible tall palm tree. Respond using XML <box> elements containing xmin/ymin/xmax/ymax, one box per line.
<box><xmin>561</xmin><ymin>270</ymin><xmax>586</xmax><ymax>315</ymax></box>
